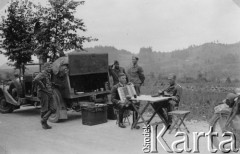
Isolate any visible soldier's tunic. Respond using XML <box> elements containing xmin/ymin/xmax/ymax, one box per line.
<box><xmin>127</xmin><ymin>64</ymin><xmax>145</xmax><ymax>95</ymax></box>
<box><xmin>111</xmin><ymin>82</ymin><xmax>139</xmax><ymax>124</ymax></box>
<box><xmin>33</xmin><ymin>71</ymin><xmax>55</xmax><ymax>114</ymax></box>
<box><xmin>163</xmin><ymin>84</ymin><xmax>181</xmax><ymax>104</ymax></box>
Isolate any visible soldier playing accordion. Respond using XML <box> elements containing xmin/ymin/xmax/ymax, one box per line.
<box><xmin>111</xmin><ymin>73</ymin><xmax>140</xmax><ymax>129</ymax></box>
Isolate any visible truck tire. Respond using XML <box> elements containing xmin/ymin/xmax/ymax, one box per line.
<box><xmin>0</xmin><ymin>96</ymin><xmax>14</xmax><ymax>113</ymax></box>
<box><xmin>48</xmin><ymin>89</ymin><xmax>62</xmax><ymax>123</ymax></box>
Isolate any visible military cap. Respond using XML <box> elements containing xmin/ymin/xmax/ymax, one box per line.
<box><xmin>42</xmin><ymin>62</ymin><xmax>52</xmax><ymax>70</ymax></box>
<box><xmin>168</xmin><ymin>73</ymin><xmax>176</xmax><ymax>80</ymax></box>
<box><xmin>114</xmin><ymin>60</ymin><xmax>119</xmax><ymax>65</ymax></box>
<box><xmin>223</xmin><ymin>93</ymin><xmax>238</xmax><ymax>105</ymax></box>
<box><xmin>132</xmin><ymin>56</ymin><xmax>139</xmax><ymax>61</ymax></box>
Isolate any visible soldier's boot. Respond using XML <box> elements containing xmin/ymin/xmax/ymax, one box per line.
<box><xmin>41</xmin><ymin>110</ymin><xmax>53</xmax><ymax>129</ymax></box>
<box><xmin>132</xmin><ymin>111</ymin><xmax>140</xmax><ymax>129</ymax></box>
<box><xmin>41</xmin><ymin>119</ymin><xmax>51</xmax><ymax>129</ymax></box>
<box><xmin>118</xmin><ymin>112</ymin><xmax>126</xmax><ymax>128</ymax></box>
<box><xmin>44</xmin><ymin>121</ymin><xmax>52</xmax><ymax>129</ymax></box>
<box><xmin>168</xmin><ymin>102</ymin><xmax>176</xmax><ymax>125</ymax></box>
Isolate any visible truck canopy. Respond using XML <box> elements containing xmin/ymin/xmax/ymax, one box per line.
<box><xmin>68</xmin><ymin>53</ymin><xmax>108</xmax><ymax>76</ymax></box>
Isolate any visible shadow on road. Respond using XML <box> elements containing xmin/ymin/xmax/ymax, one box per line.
<box><xmin>13</xmin><ymin>107</ymin><xmax>40</xmax><ymax>116</ymax></box>
<box><xmin>58</xmin><ymin>111</ymin><xmax>82</xmax><ymax>123</ymax></box>
<box><xmin>12</xmin><ymin>107</ymin><xmax>83</xmax><ymax>123</ymax></box>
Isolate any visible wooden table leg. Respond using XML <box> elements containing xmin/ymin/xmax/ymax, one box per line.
<box><xmin>131</xmin><ymin>101</ymin><xmax>151</xmax><ymax>129</ymax></box>
<box><xmin>149</xmin><ymin>103</ymin><xmax>169</xmax><ymax>127</ymax></box>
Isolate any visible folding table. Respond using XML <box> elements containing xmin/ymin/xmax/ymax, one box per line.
<box><xmin>130</xmin><ymin>95</ymin><xmax>171</xmax><ymax>129</ymax></box>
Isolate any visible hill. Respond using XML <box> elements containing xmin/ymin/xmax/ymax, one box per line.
<box><xmin>85</xmin><ymin>42</ymin><xmax>240</xmax><ymax>81</ymax></box>
<box><xmin>0</xmin><ymin>41</ymin><xmax>239</xmax><ymax>81</ymax></box>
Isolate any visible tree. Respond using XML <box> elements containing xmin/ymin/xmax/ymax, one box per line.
<box><xmin>33</xmin><ymin>0</ymin><xmax>96</xmax><ymax>62</ymax></box>
<box><xmin>0</xmin><ymin>0</ymin><xmax>36</xmax><ymax>74</ymax></box>
<box><xmin>0</xmin><ymin>0</ymin><xmax>96</xmax><ymax>72</ymax></box>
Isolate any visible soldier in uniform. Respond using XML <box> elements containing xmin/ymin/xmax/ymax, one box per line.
<box><xmin>109</xmin><ymin>60</ymin><xmax>127</xmax><ymax>86</ymax></box>
<box><xmin>111</xmin><ymin>73</ymin><xmax>140</xmax><ymax>129</ymax></box>
<box><xmin>127</xmin><ymin>56</ymin><xmax>145</xmax><ymax>95</ymax></box>
<box><xmin>152</xmin><ymin>74</ymin><xmax>182</xmax><ymax>126</ymax></box>
<box><xmin>33</xmin><ymin>62</ymin><xmax>55</xmax><ymax>129</ymax></box>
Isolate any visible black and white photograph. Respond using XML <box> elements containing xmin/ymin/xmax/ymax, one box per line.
<box><xmin>0</xmin><ymin>0</ymin><xmax>240</xmax><ymax>153</ymax></box>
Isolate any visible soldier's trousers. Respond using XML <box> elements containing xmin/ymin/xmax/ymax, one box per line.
<box><xmin>134</xmin><ymin>84</ymin><xmax>141</xmax><ymax>96</ymax></box>
<box><xmin>38</xmin><ymin>91</ymin><xmax>55</xmax><ymax>121</ymax></box>
<box><xmin>152</xmin><ymin>100</ymin><xmax>178</xmax><ymax>125</ymax></box>
<box><xmin>115</xmin><ymin>102</ymin><xmax>140</xmax><ymax>124</ymax></box>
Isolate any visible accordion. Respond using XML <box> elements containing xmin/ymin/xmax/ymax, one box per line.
<box><xmin>117</xmin><ymin>83</ymin><xmax>137</xmax><ymax>102</ymax></box>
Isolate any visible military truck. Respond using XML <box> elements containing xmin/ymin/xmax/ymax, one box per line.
<box><xmin>0</xmin><ymin>52</ymin><xmax>110</xmax><ymax>122</ymax></box>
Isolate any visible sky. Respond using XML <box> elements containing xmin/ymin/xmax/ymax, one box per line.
<box><xmin>78</xmin><ymin>0</ymin><xmax>240</xmax><ymax>53</ymax></box>
<box><xmin>0</xmin><ymin>0</ymin><xmax>240</xmax><ymax>65</ymax></box>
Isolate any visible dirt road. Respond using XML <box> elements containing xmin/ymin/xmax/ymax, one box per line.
<box><xmin>0</xmin><ymin>107</ymin><xmax>236</xmax><ymax>154</ymax></box>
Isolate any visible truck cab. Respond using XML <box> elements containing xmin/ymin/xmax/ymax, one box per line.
<box><xmin>0</xmin><ymin>52</ymin><xmax>111</xmax><ymax>123</ymax></box>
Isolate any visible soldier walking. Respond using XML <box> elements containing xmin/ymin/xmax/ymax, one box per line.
<box><xmin>33</xmin><ymin>62</ymin><xmax>55</xmax><ymax>129</ymax></box>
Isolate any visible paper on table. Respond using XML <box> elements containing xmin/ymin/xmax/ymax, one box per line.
<box><xmin>131</xmin><ymin>95</ymin><xmax>171</xmax><ymax>102</ymax></box>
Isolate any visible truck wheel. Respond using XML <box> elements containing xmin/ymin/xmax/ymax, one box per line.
<box><xmin>48</xmin><ymin>89</ymin><xmax>61</xmax><ymax>123</ymax></box>
<box><xmin>0</xmin><ymin>96</ymin><xmax>14</xmax><ymax>113</ymax></box>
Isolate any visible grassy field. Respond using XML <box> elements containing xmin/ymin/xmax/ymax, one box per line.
<box><xmin>140</xmin><ymin>77</ymin><xmax>240</xmax><ymax>121</ymax></box>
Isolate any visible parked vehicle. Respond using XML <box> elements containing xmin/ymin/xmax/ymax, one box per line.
<box><xmin>0</xmin><ymin>52</ymin><xmax>110</xmax><ymax>123</ymax></box>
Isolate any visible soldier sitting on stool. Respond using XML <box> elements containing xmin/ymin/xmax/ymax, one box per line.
<box><xmin>33</xmin><ymin>62</ymin><xmax>56</xmax><ymax>129</ymax></box>
<box><xmin>111</xmin><ymin>73</ymin><xmax>140</xmax><ymax>129</ymax></box>
<box><xmin>152</xmin><ymin>73</ymin><xmax>181</xmax><ymax>127</ymax></box>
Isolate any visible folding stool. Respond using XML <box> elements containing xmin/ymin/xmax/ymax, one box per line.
<box><xmin>168</xmin><ymin>110</ymin><xmax>190</xmax><ymax>134</ymax></box>
<box><xmin>114</xmin><ymin>109</ymin><xmax>131</xmax><ymax>125</ymax></box>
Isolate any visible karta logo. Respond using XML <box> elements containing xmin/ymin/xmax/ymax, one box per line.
<box><xmin>142</xmin><ymin>125</ymin><xmax>239</xmax><ymax>153</ymax></box>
